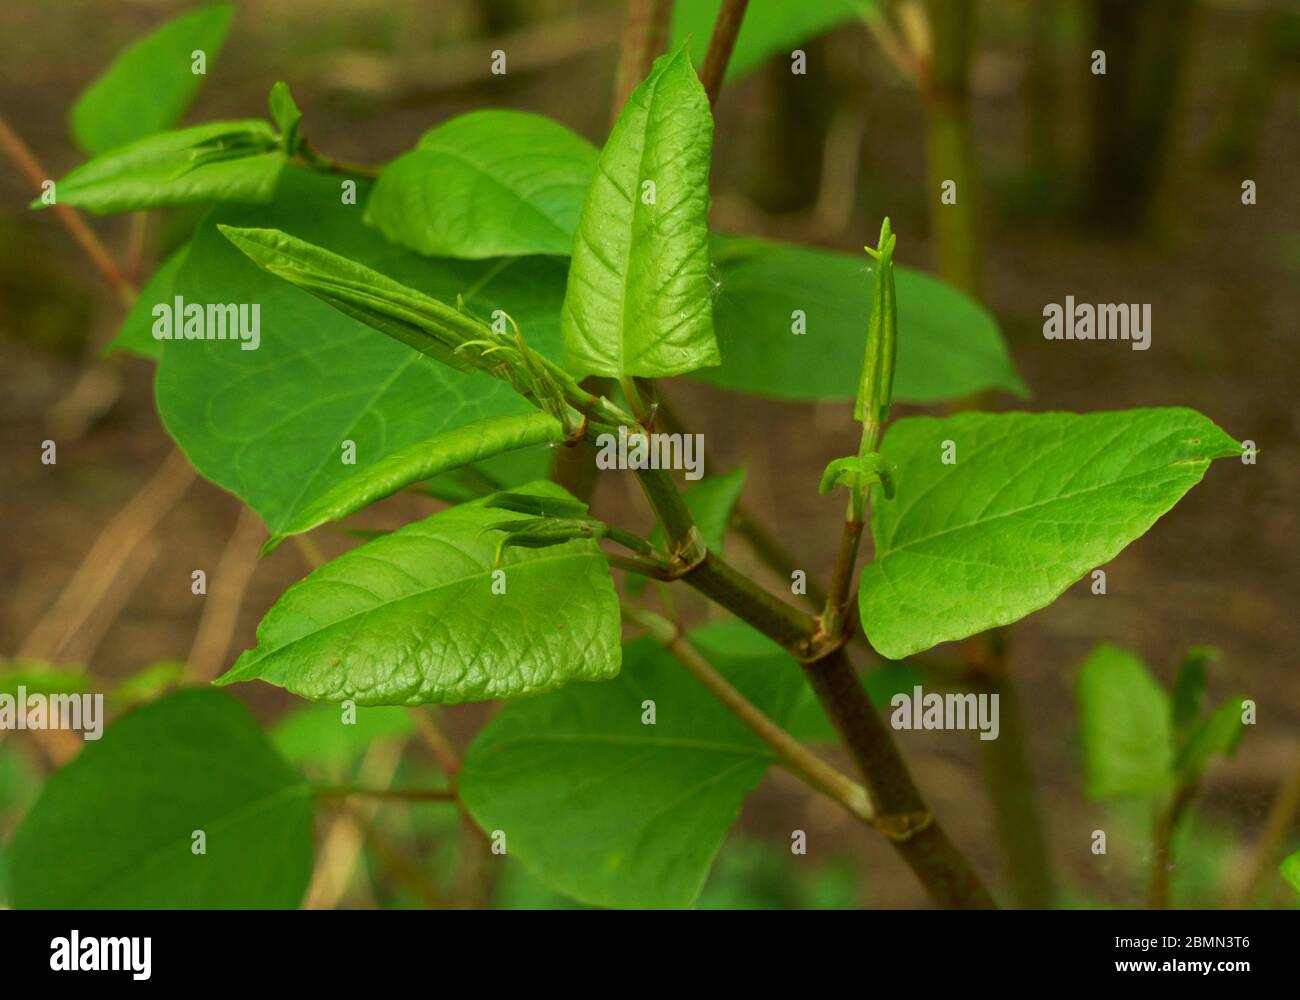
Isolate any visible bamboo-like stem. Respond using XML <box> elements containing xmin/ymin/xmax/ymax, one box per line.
<box><xmin>632</xmin><ymin>465</ymin><xmax>995</xmax><ymax>907</ymax></box>
<box><xmin>802</xmin><ymin>648</ymin><xmax>996</xmax><ymax>908</ymax></box>
<box><xmin>699</xmin><ymin>0</ymin><xmax>750</xmax><ymax>106</ymax></box>
<box><xmin>625</xmin><ymin>604</ymin><xmax>874</xmax><ymax>823</ymax></box>
<box><xmin>0</xmin><ymin>113</ymin><xmax>136</xmax><ymax>306</ymax></box>
<box><xmin>820</xmin><ymin>514</ymin><xmax>864</xmax><ymax>640</ymax></box>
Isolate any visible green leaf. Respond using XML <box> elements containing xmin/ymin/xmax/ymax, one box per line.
<box><xmin>271</xmin><ymin>703</ymin><xmax>414</xmax><ymax>768</ymax></box>
<box><xmin>7</xmin><ymin>689</ymin><xmax>314</xmax><ymax>908</ymax></box>
<box><xmin>46</xmin><ymin>120</ymin><xmax>284</xmax><ymax>215</ymax></box>
<box><xmin>696</xmin><ymin>236</ymin><xmax>1027</xmax><ymax>403</ymax></box>
<box><xmin>561</xmin><ymin>46</ymin><xmax>720</xmax><ymax>379</ymax></box>
<box><xmin>109</xmin><ymin>660</ymin><xmax>185</xmax><ymax>709</ymax></box>
<box><xmin>859</xmin><ymin>408</ymin><xmax>1240</xmax><ymax>659</ymax></box>
<box><xmin>264</xmin><ymin>412</ymin><xmax>566</xmax><ymax>553</ymax></box>
<box><xmin>670</xmin><ymin>0</ymin><xmax>871</xmax><ymax>82</ymax></box>
<box><xmin>459</xmin><ymin>621</ymin><xmax>807</xmax><ymax>908</ymax></box>
<box><xmin>1077</xmin><ymin>644</ymin><xmax>1174</xmax><ymax>799</ymax></box>
<box><xmin>155</xmin><ymin>168</ymin><xmax>567</xmax><ymax>537</ymax></box>
<box><xmin>1281</xmin><ymin>850</ymin><xmax>1300</xmax><ymax>894</ymax></box>
<box><xmin>365</xmin><ymin>111</ymin><xmax>599</xmax><ymax>259</ymax></box>
<box><xmin>1175</xmin><ymin>697</ymin><xmax>1247</xmax><ymax>781</ymax></box>
<box><xmin>217</xmin><ymin>482</ymin><xmax>620</xmax><ymax>706</ymax></box>
<box><xmin>71</xmin><ymin>3</ymin><xmax>234</xmax><ymax>155</ymax></box>
<box><xmin>105</xmin><ymin>238</ymin><xmax>193</xmax><ymax>358</ymax></box>
<box><xmin>0</xmin><ymin>660</ymin><xmax>86</xmax><ymax>697</ymax></box>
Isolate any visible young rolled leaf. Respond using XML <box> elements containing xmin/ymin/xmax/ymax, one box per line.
<box><xmin>217</xmin><ymin>482</ymin><xmax>620</xmax><ymax>705</ymax></box>
<box><xmin>365</xmin><ymin>110</ymin><xmax>599</xmax><ymax>259</ymax></box>
<box><xmin>43</xmin><ymin>120</ymin><xmax>284</xmax><ymax>214</ymax></box>
<box><xmin>459</xmin><ymin>622</ymin><xmax>808</xmax><ymax>909</ymax></box>
<box><xmin>218</xmin><ymin>224</ymin><xmax>484</xmax><ymax>373</ymax></box>
<box><xmin>859</xmin><ymin>408</ymin><xmax>1240</xmax><ymax>659</ymax></box>
<box><xmin>156</xmin><ymin>169</ymin><xmax>564</xmax><ymax>537</ymax></box>
<box><xmin>1078</xmin><ymin>645</ymin><xmax>1174</xmax><ymax>799</ymax></box>
<box><xmin>263</xmin><ymin>411</ymin><xmax>566</xmax><ymax>553</ymax></box>
<box><xmin>7</xmin><ymin>689</ymin><xmax>314</xmax><ymax>908</ymax></box>
<box><xmin>484</xmin><ymin>491</ymin><xmax>590</xmax><ymax>519</ymax></box>
<box><xmin>220</xmin><ymin>223</ymin><xmax>583</xmax><ymax>428</ymax></box>
<box><xmin>696</xmin><ymin>235</ymin><xmax>1027</xmax><ymax>404</ymax></box>
<box><xmin>71</xmin><ymin>2</ymin><xmax>234</xmax><ymax>155</ymax></box>
<box><xmin>561</xmin><ymin>45</ymin><xmax>720</xmax><ymax>379</ymax></box>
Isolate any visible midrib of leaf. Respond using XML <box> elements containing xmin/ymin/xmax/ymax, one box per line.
<box><xmin>75</xmin><ymin>781</ymin><xmax>311</xmax><ymax>906</ymax></box>
<box><xmin>238</xmin><ymin>548</ymin><xmax>594</xmax><ymax>669</ymax></box>
<box><xmin>879</xmin><ymin>431</ymin><xmax>1216</xmax><ymax>560</ymax></box>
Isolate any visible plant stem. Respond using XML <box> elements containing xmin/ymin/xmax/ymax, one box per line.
<box><xmin>0</xmin><ymin>113</ymin><xmax>137</xmax><ymax>306</ymax></box>
<box><xmin>296</xmin><ymin>140</ymin><xmax>380</xmax><ymax>179</ymax></box>
<box><xmin>1149</xmin><ymin>782</ymin><xmax>1196</xmax><ymax>909</ymax></box>
<box><xmin>1232</xmin><ymin>749</ymin><xmax>1300</xmax><ymax>908</ymax></box>
<box><xmin>316</xmin><ymin>785</ymin><xmax>457</xmax><ymax>804</ymax></box>
<box><xmin>820</xmin><ymin>513</ymin><xmax>864</xmax><ymax>640</ymax></box>
<box><xmin>802</xmin><ymin>648</ymin><xmax>996</xmax><ymax>908</ymax></box>
<box><xmin>962</xmin><ymin>632</ymin><xmax>1056</xmax><ymax>908</ymax></box>
<box><xmin>624</xmin><ymin>604</ymin><xmax>874</xmax><ymax>823</ymax></box>
<box><xmin>611</xmin><ymin>0</ymin><xmax>675</xmax><ymax>121</ymax></box>
<box><xmin>921</xmin><ymin>0</ymin><xmax>981</xmax><ymax>296</ymax></box>
<box><xmin>633</xmin><ymin>466</ymin><xmax>995</xmax><ymax>907</ymax></box>
<box><xmin>699</xmin><ymin>0</ymin><xmax>750</xmax><ymax>106</ymax></box>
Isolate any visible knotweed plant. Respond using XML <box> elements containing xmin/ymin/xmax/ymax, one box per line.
<box><xmin>6</xmin><ymin>2</ymin><xmax>1260</xmax><ymax>911</ymax></box>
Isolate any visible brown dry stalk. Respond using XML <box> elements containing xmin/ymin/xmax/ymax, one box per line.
<box><xmin>0</xmin><ymin>113</ymin><xmax>135</xmax><ymax>306</ymax></box>
<box><xmin>19</xmin><ymin>450</ymin><xmax>195</xmax><ymax>663</ymax></box>
<box><xmin>185</xmin><ymin>505</ymin><xmax>266</xmax><ymax>682</ymax></box>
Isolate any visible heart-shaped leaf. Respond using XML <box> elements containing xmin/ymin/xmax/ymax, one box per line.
<box><xmin>860</xmin><ymin>408</ymin><xmax>1239</xmax><ymax>659</ymax></box>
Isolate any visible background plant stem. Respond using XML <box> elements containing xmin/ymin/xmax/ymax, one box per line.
<box><xmin>699</xmin><ymin>0</ymin><xmax>750</xmax><ymax>106</ymax></box>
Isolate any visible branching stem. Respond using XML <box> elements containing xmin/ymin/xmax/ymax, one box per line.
<box><xmin>624</xmin><ymin>604</ymin><xmax>874</xmax><ymax>823</ymax></box>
